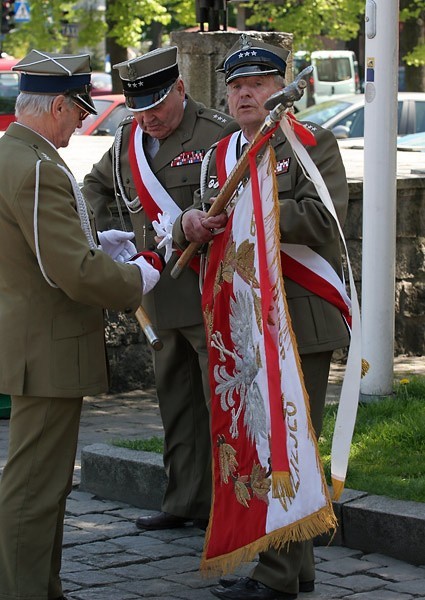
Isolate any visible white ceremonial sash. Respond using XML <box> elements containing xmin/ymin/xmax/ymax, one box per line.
<box><xmin>279</xmin><ymin>116</ymin><xmax>363</xmax><ymax>500</ymax></box>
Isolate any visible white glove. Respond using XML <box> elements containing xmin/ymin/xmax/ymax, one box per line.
<box><xmin>131</xmin><ymin>256</ymin><xmax>161</xmax><ymax>294</ymax></box>
<box><xmin>152</xmin><ymin>211</ymin><xmax>174</xmax><ymax>263</ymax></box>
<box><xmin>98</xmin><ymin>230</ymin><xmax>137</xmax><ymax>263</ymax></box>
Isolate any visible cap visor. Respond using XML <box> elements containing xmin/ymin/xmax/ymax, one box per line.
<box><xmin>125</xmin><ymin>84</ymin><xmax>173</xmax><ymax>112</ymax></box>
<box><xmin>226</xmin><ymin>65</ymin><xmax>278</xmax><ymax>83</ymax></box>
<box><xmin>71</xmin><ymin>92</ymin><xmax>97</xmax><ymax>115</ymax></box>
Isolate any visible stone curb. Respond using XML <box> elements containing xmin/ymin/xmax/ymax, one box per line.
<box><xmin>80</xmin><ymin>443</ymin><xmax>425</xmax><ymax>567</ymax></box>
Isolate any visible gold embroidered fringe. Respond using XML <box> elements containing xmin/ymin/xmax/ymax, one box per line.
<box><xmin>331</xmin><ymin>477</ymin><xmax>345</xmax><ymax>501</ymax></box>
<box><xmin>272</xmin><ymin>471</ymin><xmax>295</xmax><ymax>499</ymax></box>
<box><xmin>200</xmin><ymin>504</ymin><xmax>337</xmax><ymax>576</ymax></box>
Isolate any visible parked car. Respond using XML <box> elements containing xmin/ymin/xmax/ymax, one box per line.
<box><xmin>296</xmin><ymin>92</ymin><xmax>425</xmax><ymax>139</ymax></box>
<box><xmin>74</xmin><ymin>94</ymin><xmax>132</xmax><ymax>136</ymax></box>
<box><xmin>293</xmin><ymin>50</ymin><xmax>361</xmax><ymax>112</ymax></box>
<box><xmin>396</xmin><ymin>131</ymin><xmax>425</xmax><ymax>152</ymax></box>
<box><xmin>91</xmin><ymin>72</ymin><xmax>113</xmax><ymax>96</ymax></box>
<box><xmin>0</xmin><ymin>57</ymin><xmax>20</xmax><ymax>130</ymax></box>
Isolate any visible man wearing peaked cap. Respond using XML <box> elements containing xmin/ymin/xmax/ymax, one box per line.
<box><xmin>83</xmin><ymin>47</ymin><xmax>236</xmax><ymax>533</ymax></box>
<box><xmin>0</xmin><ymin>49</ymin><xmax>162</xmax><ymax>599</ymax></box>
<box><xmin>174</xmin><ymin>34</ymin><xmax>349</xmax><ymax>600</ymax></box>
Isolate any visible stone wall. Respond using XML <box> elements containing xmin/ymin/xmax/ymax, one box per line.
<box><xmin>343</xmin><ymin>177</ymin><xmax>425</xmax><ymax>357</ymax></box>
<box><xmin>170</xmin><ymin>30</ymin><xmax>293</xmax><ymax>112</ymax></box>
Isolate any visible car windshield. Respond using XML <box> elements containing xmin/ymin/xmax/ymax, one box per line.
<box><xmin>75</xmin><ymin>98</ymin><xmax>115</xmax><ymax>135</ymax></box>
<box><xmin>296</xmin><ymin>99</ymin><xmax>354</xmax><ymax>125</ymax></box>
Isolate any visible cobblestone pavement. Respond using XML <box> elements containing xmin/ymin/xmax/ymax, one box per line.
<box><xmin>1</xmin><ymin>356</ymin><xmax>425</xmax><ymax>599</ymax></box>
<box><xmin>62</xmin><ymin>489</ymin><xmax>425</xmax><ymax>600</ymax></box>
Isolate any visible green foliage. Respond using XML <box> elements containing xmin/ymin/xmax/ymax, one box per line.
<box><xmin>400</xmin><ymin>0</ymin><xmax>425</xmax><ymax>66</ymax></box>
<box><xmin>400</xmin><ymin>0</ymin><xmax>425</xmax><ymax>21</ymax></box>
<box><xmin>113</xmin><ymin>436</ymin><xmax>164</xmax><ymax>453</ymax></box>
<box><xmin>319</xmin><ymin>376</ymin><xmax>425</xmax><ymax>502</ymax></box>
<box><xmin>107</xmin><ymin>0</ymin><xmax>170</xmax><ymax>48</ymax></box>
<box><xmin>243</xmin><ymin>0</ymin><xmax>365</xmax><ymax>52</ymax></box>
<box><xmin>1</xmin><ymin>0</ymin><xmax>106</xmax><ymax>56</ymax></box>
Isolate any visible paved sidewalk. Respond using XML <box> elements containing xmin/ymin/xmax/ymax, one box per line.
<box><xmin>1</xmin><ymin>356</ymin><xmax>425</xmax><ymax>599</ymax></box>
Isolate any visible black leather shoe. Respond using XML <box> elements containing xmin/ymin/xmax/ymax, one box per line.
<box><xmin>211</xmin><ymin>577</ymin><xmax>297</xmax><ymax>599</ymax></box>
<box><xmin>193</xmin><ymin>518</ymin><xmax>209</xmax><ymax>530</ymax></box>
<box><xmin>219</xmin><ymin>576</ymin><xmax>313</xmax><ymax>593</ymax></box>
<box><xmin>135</xmin><ymin>511</ymin><xmax>190</xmax><ymax>530</ymax></box>
<box><xmin>299</xmin><ymin>581</ymin><xmax>314</xmax><ymax>593</ymax></box>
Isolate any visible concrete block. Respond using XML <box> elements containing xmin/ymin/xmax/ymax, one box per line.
<box><xmin>80</xmin><ymin>444</ymin><xmax>166</xmax><ymax>510</ymax></box>
<box><xmin>315</xmin><ymin>488</ymin><xmax>368</xmax><ymax>547</ymax></box>
<box><xmin>342</xmin><ymin>494</ymin><xmax>425</xmax><ymax>566</ymax></box>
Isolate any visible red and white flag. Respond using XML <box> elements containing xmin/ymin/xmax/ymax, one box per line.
<box><xmin>201</xmin><ymin>138</ymin><xmax>337</xmax><ymax>575</ymax></box>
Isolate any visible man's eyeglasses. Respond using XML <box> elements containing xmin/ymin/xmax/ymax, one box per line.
<box><xmin>71</xmin><ymin>99</ymin><xmax>90</xmax><ymax>121</ymax></box>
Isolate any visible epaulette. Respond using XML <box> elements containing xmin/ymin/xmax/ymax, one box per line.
<box><xmin>119</xmin><ymin>114</ymin><xmax>134</xmax><ymax>128</ymax></box>
<box><xmin>302</xmin><ymin>121</ymin><xmax>320</xmax><ymax>135</ymax></box>
<box><xmin>197</xmin><ymin>107</ymin><xmax>231</xmax><ymax>128</ymax></box>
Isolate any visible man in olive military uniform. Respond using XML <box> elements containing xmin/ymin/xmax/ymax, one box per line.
<box><xmin>174</xmin><ymin>35</ymin><xmax>350</xmax><ymax>600</ymax></box>
<box><xmin>0</xmin><ymin>50</ymin><xmax>161</xmax><ymax>600</ymax></box>
<box><xmin>83</xmin><ymin>47</ymin><xmax>234</xmax><ymax>531</ymax></box>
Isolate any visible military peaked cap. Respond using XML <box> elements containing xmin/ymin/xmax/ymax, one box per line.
<box><xmin>114</xmin><ymin>47</ymin><xmax>179</xmax><ymax>112</ymax></box>
<box><xmin>217</xmin><ymin>34</ymin><xmax>290</xmax><ymax>84</ymax></box>
<box><xmin>12</xmin><ymin>49</ymin><xmax>96</xmax><ymax>115</ymax></box>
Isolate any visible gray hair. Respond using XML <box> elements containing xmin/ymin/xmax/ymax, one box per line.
<box><xmin>15</xmin><ymin>92</ymin><xmax>74</xmax><ymax>119</ymax></box>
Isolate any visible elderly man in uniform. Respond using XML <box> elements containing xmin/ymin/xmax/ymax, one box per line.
<box><xmin>174</xmin><ymin>34</ymin><xmax>350</xmax><ymax>600</ymax></box>
<box><xmin>0</xmin><ymin>50</ymin><xmax>161</xmax><ymax>600</ymax></box>
<box><xmin>83</xmin><ymin>47</ymin><xmax>234</xmax><ymax>532</ymax></box>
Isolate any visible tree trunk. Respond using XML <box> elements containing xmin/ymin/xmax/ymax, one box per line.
<box><xmin>105</xmin><ymin>0</ymin><xmax>128</xmax><ymax>93</ymax></box>
<box><xmin>399</xmin><ymin>0</ymin><xmax>425</xmax><ymax>92</ymax></box>
<box><xmin>149</xmin><ymin>21</ymin><xmax>163</xmax><ymax>51</ymax></box>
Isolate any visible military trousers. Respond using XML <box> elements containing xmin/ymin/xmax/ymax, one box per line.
<box><xmin>251</xmin><ymin>350</ymin><xmax>334</xmax><ymax>595</ymax></box>
<box><xmin>152</xmin><ymin>322</ymin><xmax>212</xmax><ymax>521</ymax></box>
<box><xmin>0</xmin><ymin>394</ymin><xmax>82</xmax><ymax>600</ymax></box>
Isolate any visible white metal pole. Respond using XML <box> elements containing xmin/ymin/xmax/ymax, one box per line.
<box><xmin>360</xmin><ymin>0</ymin><xmax>399</xmax><ymax>398</ymax></box>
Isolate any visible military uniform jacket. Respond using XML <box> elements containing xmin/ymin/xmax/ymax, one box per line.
<box><xmin>174</xmin><ymin>122</ymin><xmax>351</xmax><ymax>354</ymax></box>
<box><xmin>83</xmin><ymin>95</ymin><xmax>234</xmax><ymax>330</ymax></box>
<box><xmin>0</xmin><ymin>124</ymin><xmax>142</xmax><ymax>398</ymax></box>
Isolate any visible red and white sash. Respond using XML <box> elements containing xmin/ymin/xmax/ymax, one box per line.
<box><xmin>129</xmin><ymin>120</ymin><xmax>200</xmax><ymax>272</ymax></box>
<box><xmin>128</xmin><ymin>120</ymin><xmax>182</xmax><ymax>223</ymax></box>
<box><xmin>215</xmin><ymin>132</ymin><xmax>352</xmax><ymax>327</ymax></box>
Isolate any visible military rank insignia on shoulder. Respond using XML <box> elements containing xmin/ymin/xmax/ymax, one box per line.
<box><xmin>171</xmin><ymin>150</ymin><xmax>205</xmax><ymax>167</ymax></box>
<box><xmin>121</xmin><ymin>114</ymin><xmax>134</xmax><ymax>127</ymax></box>
<box><xmin>199</xmin><ymin>108</ymin><xmax>230</xmax><ymax>126</ymax></box>
<box><xmin>303</xmin><ymin>122</ymin><xmax>319</xmax><ymax>134</ymax></box>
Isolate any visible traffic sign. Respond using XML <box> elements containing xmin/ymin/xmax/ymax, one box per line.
<box><xmin>14</xmin><ymin>1</ymin><xmax>30</xmax><ymax>22</ymax></box>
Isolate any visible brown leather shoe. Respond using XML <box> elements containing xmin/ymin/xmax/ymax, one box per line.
<box><xmin>135</xmin><ymin>511</ymin><xmax>190</xmax><ymax>530</ymax></box>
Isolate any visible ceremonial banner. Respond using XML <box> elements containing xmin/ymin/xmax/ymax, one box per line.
<box><xmin>201</xmin><ymin>140</ymin><xmax>337</xmax><ymax>575</ymax></box>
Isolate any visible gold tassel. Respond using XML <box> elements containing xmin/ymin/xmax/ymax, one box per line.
<box><xmin>361</xmin><ymin>358</ymin><xmax>370</xmax><ymax>378</ymax></box>
<box><xmin>332</xmin><ymin>477</ymin><xmax>345</xmax><ymax>501</ymax></box>
<box><xmin>272</xmin><ymin>471</ymin><xmax>294</xmax><ymax>499</ymax></box>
